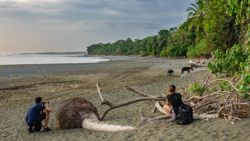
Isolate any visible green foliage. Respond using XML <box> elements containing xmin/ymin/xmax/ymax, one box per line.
<box><xmin>163</xmin><ymin>45</ymin><xmax>188</xmax><ymax>57</ymax></box>
<box><xmin>227</xmin><ymin>0</ymin><xmax>249</xmax><ymax>25</ymax></box>
<box><xmin>187</xmin><ymin>39</ymin><xmax>210</xmax><ymax>57</ymax></box>
<box><xmin>186</xmin><ymin>0</ymin><xmax>205</xmax><ymax>35</ymax></box>
<box><xmin>239</xmin><ymin>73</ymin><xmax>250</xmax><ymax>98</ymax></box>
<box><xmin>238</xmin><ymin>55</ymin><xmax>250</xmax><ymax>98</ymax></box>
<box><xmin>218</xmin><ymin>81</ymin><xmax>232</xmax><ymax>91</ymax></box>
<box><xmin>139</xmin><ymin>51</ymin><xmax>149</xmax><ymax>57</ymax></box>
<box><xmin>208</xmin><ymin>44</ymin><xmax>249</xmax><ymax>99</ymax></box>
<box><xmin>204</xmin><ymin>0</ymin><xmax>239</xmax><ymax>51</ymax></box>
<box><xmin>238</xmin><ymin>74</ymin><xmax>250</xmax><ymax>99</ymax></box>
<box><xmin>160</xmin><ymin>49</ymin><xmax>168</xmax><ymax>57</ymax></box>
<box><xmin>187</xmin><ymin>83</ymin><xmax>205</xmax><ymax>96</ymax></box>
<box><xmin>87</xmin><ymin>0</ymin><xmax>249</xmax><ymax>59</ymax></box>
<box><xmin>160</xmin><ymin>29</ymin><xmax>193</xmax><ymax>57</ymax></box>
<box><xmin>208</xmin><ymin>44</ymin><xmax>248</xmax><ymax>76</ymax></box>
<box><xmin>87</xmin><ymin>31</ymin><xmax>169</xmax><ymax>56</ymax></box>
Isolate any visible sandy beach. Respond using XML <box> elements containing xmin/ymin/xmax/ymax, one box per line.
<box><xmin>1</xmin><ymin>57</ymin><xmax>250</xmax><ymax>141</ymax></box>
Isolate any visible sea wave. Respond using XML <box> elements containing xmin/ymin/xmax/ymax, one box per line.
<box><xmin>0</xmin><ymin>53</ymin><xmax>109</xmax><ymax>65</ymax></box>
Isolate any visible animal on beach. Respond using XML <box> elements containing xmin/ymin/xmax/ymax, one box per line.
<box><xmin>56</xmin><ymin>97</ymin><xmax>136</xmax><ymax>132</ymax></box>
<box><xmin>181</xmin><ymin>67</ymin><xmax>193</xmax><ymax>74</ymax></box>
<box><xmin>167</xmin><ymin>69</ymin><xmax>174</xmax><ymax>75</ymax></box>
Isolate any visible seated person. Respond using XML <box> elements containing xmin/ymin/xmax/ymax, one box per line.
<box><xmin>163</xmin><ymin>85</ymin><xmax>183</xmax><ymax>119</ymax></box>
<box><xmin>25</xmin><ymin>97</ymin><xmax>52</xmax><ymax>133</ymax></box>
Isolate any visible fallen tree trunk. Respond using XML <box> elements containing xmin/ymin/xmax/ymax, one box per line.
<box><xmin>96</xmin><ymin>82</ymin><xmax>165</xmax><ymax>120</ymax></box>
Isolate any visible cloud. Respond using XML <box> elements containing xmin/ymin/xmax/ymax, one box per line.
<box><xmin>101</xmin><ymin>8</ymin><xmax>121</xmax><ymax>16</ymax></box>
<box><xmin>0</xmin><ymin>0</ymin><xmax>63</xmax><ymax>3</ymax></box>
<box><xmin>0</xmin><ymin>0</ymin><xmax>194</xmax><ymax>53</ymax></box>
<box><xmin>0</xmin><ymin>0</ymin><xmax>62</xmax><ymax>16</ymax></box>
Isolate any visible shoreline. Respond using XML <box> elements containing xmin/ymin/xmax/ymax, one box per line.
<box><xmin>0</xmin><ymin>55</ymin><xmax>188</xmax><ymax>66</ymax></box>
<box><xmin>0</xmin><ymin>56</ymin><xmax>190</xmax><ymax>80</ymax></box>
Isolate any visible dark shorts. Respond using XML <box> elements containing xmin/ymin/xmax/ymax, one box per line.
<box><xmin>28</xmin><ymin>112</ymin><xmax>46</xmax><ymax>132</ymax></box>
<box><xmin>37</xmin><ymin>112</ymin><xmax>46</xmax><ymax>122</ymax></box>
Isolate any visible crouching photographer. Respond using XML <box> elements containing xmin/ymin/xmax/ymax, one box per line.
<box><xmin>25</xmin><ymin>97</ymin><xmax>52</xmax><ymax>133</ymax></box>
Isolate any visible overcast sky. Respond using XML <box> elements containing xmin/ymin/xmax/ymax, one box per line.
<box><xmin>0</xmin><ymin>0</ymin><xmax>193</xmax><ymax>54</ymax></box>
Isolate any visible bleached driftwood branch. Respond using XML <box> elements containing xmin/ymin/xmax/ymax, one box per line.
<box><xmin>96</xmin><ymin>82</ymin><xmax>165</xmax><ymax>120</ymax></box>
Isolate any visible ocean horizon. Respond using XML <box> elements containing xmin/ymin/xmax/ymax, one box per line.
<box><xmin>0</xmin><ymin>53</ymin><xmax>109</xmax><ymax>65</ymax></box>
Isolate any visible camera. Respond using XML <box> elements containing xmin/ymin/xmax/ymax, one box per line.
<box><xmin>42</xmin><ymin>101</ymin><xmax>49</xmax><ymax>105</ymax></box>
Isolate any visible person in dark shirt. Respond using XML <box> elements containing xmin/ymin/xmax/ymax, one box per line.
<box><xmin>163</xmin><ymin>85</ymin><xmax>184</xmax><ymax>118</ymax></box>
<box><xmin>25</xmin><ymin>97</ymin><xmax>52</xmax><ymax>133</ymax></box>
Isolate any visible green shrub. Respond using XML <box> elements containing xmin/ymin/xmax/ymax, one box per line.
<box><xmin>208</xmin><ymin>44</ymin><xmax>248</xmax><ymax>76</ymax></box>
<box><xmin>208</xmin><ymin>44</ymin><xmax>250</xmax><ymax>99</ymax></box>
<box><xmin>160</xmin><ymin>49</ymin><xmax>168</xmax><ymax>57</ymax></box>
<box><xmin>238</xmin><ymin>72</ymin><xmax>250</xmax><ymax>99</ymax></box>
<box><xmin>139</xmin><ymin>51</ymin><xmax>149</xmax><ymax>57</ymax></box>
<box><xmin>187</xmin><ymin>83</ymin><xmax>205</xmax><ymax>96</ymax></box>
<box><xmin>218</xmin><ymin>81</ymin><xmax>232</xmax><ymax>91</ymax></box>
<box><xmin>239</xmin><ymin>54</ymin><xmax>250</xmax><ymax>98</ymax></box>
<box><xmin>187</xmin><ymin>39</ymin><xmax>210</xmax><ymax>58</ymax></box>
<box><xmin>161</xmin><ymin>45</ymin><xmax>188</xmax><ymax>57</ymax></box>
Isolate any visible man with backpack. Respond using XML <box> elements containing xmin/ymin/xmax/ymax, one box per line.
<box><xmin>163</xmin><ymin>85</ymin><xmax>193</xmax><ymax>125</ymax></box>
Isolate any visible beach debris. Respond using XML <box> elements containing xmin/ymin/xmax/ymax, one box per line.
<box><xmin>139</xmin><ymin>109</ymin><xmax>145</xmax><ymax>121</ymax></box>
<box><xmin>188</xmin><ymin>59</ymin><xmax>207</xmax><ymax>67</ymax></box>
<box><xmin>96</xmin><ymin>82</ymin><xmax>166</xmax><ymax>120</ymax></box>
<box><xmin>189</xmin><ymin>60</ymin><xmax>199</xmax><ymax>67</ymax></box>
<box><xmin>56</xmin><ymin>97</ymin><xmax>137</xmax><ymax>132</ymax></box>
<box><xmin>94</xmin><ymin>77</ymin><xmax>249</xmax><ymax>125</ymax></box>
<box><xmin>182</xmin><ymin>74</ymin><xmax>250</xmax><ymax>124</ymax></box>
<box><xmin>138</xmin><ymin>109</ymin><xmax>170</xmax><ymax>122</ymax></box>
<box><xmin>122</xmin><ymin>76</ymin><xmax>250</xmax><ymax>124</ymax></box>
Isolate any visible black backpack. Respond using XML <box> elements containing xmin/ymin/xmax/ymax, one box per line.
<box><xmin>175</xmin><ymin>104</ymin><xmax>193</xmax><ymax>125</ymax></box>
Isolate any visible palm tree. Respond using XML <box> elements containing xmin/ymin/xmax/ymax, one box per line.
<box><xmin>186</xmin><ymin>0</ymin><xmax>206</xmax><ymax>37</ymax></box>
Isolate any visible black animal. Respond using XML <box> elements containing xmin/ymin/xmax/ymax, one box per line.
<box><xmin>167</xmin><ymin>69</ymin><xmax>174</xmax><ymax>75</ymax></box>
<box><xmin>181</xmin><ymin>67</ymin><xmax>193</xmax><ymax>74</ymax></box>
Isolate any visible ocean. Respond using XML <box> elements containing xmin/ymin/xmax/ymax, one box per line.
<box><xmin>0</xmin><ymin>53</ymin><xmax>109</xmax><ymax>65</ymax></box>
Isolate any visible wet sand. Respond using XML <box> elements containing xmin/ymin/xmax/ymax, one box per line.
<box><xmin>0</xmin><ymin>57</ymin><xmax>250</xmax><ymax>141</ymax></box>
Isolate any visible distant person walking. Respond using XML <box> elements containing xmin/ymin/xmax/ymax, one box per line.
<box><xmin>25</xmin><ymin>97</ymin><xmax>52</xmax><ymax>133</ymax></box>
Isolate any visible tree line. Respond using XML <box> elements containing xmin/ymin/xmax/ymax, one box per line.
<box><xmin>87</xmin><ymin>0</ymin><xmax>249</xmax><ymax>58</ymax></box>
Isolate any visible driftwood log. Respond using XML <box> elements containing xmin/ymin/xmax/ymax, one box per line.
<box><xmin>96</xmin><ymin>82</ymin><xmax>166</xmax><ymax>120</ymax></box>
<box><xmin>184</xmin><ymin>74</ymin><xmax>250</xmax><ymax>124</ymax></box>
<box><xmin>96</xmin><ymin>73</ymin><xmax>250</xmax><ymax>124</ymax></box>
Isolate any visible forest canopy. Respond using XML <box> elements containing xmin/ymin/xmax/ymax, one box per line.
<box><xmin>87</xmin><ymin>0</ymin><xmax>249</xmax><ymax>58</ymax></box>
